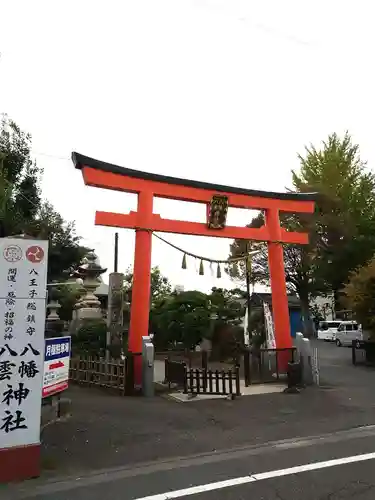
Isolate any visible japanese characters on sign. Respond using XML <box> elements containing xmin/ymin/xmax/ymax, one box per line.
<box><xmin>0</xmin><ymin>239</ymin><xmax>48</xmax><ymax>449</ymax></box>
<box><xmin>106</xmin><ymin>273</ymin><xmax>124</xmax><ymax>351</ymax></box>
<box><xmin>207</xmin><ymin>195</ymin><xmax>229</xmax><ymax>230</ymax></box>
<box><xmin>43</xmin><ymin>337</ymin><xmax>71</xmax><ymax>398</ymax></box>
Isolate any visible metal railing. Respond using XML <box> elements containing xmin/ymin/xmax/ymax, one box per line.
<box><xmin>352</xmin><ymin>340</ymin><xmax>374</xmax><ymax>366</ymax></box>
<box><xmin>157</xmin><ymin>349</ymin><xmax>200</xmax><ymax>368</ymax></box>
<box><xmin>243</xmin><ymin>347</ymin><xmax>296</xmax><ymax>386</ymax></box>
<box><xmin>164</xmin><ymin>358</ymin><xmax>187</xmax><ymax>389</ymax></box>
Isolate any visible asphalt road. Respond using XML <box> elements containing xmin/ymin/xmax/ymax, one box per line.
<box><xmin>4</xmin><ymin>341</ymin><xmax>375</xmax><ymax>500</ymax></box>
<box><xmin>5</xmin><ymin>424</ymin><xmax>375</xmax><ymax>500</ymax></box>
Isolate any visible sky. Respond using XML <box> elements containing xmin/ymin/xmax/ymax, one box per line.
<box><xmin>1</xmin><ymin>0</ymin><xmax>374</xmax><ymax>292</ymax></box>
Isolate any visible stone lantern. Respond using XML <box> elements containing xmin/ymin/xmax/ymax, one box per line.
<box><xmin>46</xmin><ymin>289</ymin><xmax>61</xmax><ymax>321</ymax></box>
<box><xmin>45</xmin><ymin>286</ymin><xmax>64</xmax><ymax>338</ymax></box>
<box><xmin>72</xmin><ymin>251</ymin><xmax>107</xmax><ymax>321</ymax></box>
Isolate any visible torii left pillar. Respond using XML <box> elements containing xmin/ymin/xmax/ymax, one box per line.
<box><xmin>129</xmin><ymin>192</ymin><xmax>153</xmax><ymax>386</ymax></box>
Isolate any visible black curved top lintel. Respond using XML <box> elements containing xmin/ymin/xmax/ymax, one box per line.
<box><xmin>72</xmin><ymin>152</ymin><xmax>316</xmax><ymax>202</ymax></box>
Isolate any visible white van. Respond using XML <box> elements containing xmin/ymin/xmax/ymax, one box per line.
<box><xmin>317</xmin><ymin>320</ymin><xmax>342</xmax><ymax>341</ymax></box>
<box><xmin>335</xmin><ymin>321</ymin><xmax>362</xmax><ymax>347</ymax></box>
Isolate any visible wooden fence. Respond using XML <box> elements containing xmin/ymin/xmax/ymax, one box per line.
<box><xmin>164</xmin><ymin>358</ymin><xmax>241</xmax><ymax>397</ymax></box>
<box><xmin>185</xmin><ymin>367</ymin><xmax>241</xmax><ymax>397</ymax></box>
<box><xmin>69</xmin><ymin>353</ymin><xmax>141</xmax><ymax>395</ymax></box>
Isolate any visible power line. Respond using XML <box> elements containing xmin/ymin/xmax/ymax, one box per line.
<box><xmin>1</xmin><ymin>174</ymin><xmax>39</xmax><ymax>209</ymax></box>
<box><xmin>1</xmin><ymin>150</ymin><xmax>71</xmax><ymax>209</ymax></box>
<box><xmin>32</xmin><ymin>151</ymin><xmax>70</xmax><ymax>161</ymax></box>
<box><xmin>1</xmin><ymin>154</ymin><xmax>39</xmax><ymax>210</ymax></box>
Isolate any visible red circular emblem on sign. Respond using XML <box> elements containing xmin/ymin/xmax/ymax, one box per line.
<box><xmin>26</xmin><ymin>245</ymin><xmax>45</xmax><ymax>263</ymax></box>
<box><xmin>3</xmin><ymin>245</ymin><xmax>22</xmax><ymax>262</ymax></box>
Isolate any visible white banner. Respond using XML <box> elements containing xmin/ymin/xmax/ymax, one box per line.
<box><xmin>0</xmin><ymin>238</ymin><xmax>48</xmax><ymax>449</ymax></box>
<box><xmin>263</xmin><ymin>301</ymin><xmax>276</xmax><ymax>349</ymax></box>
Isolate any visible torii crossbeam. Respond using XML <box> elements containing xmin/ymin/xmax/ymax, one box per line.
<box><xmin>72</xmin><ymin>152</ymin><xmax>315</xmax><ymax>383</ymax></box>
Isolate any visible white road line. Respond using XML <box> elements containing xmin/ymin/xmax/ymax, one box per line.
<box><xmin>134</xmin><ymin>452</ymin><xmax>375</xmax><ymax>500</ymax></box>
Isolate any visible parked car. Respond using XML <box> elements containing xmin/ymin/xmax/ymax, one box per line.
<box><xmin>335</xmin><ymin>321</ymin><xmax>362</xmax><ymax>347</ymax></box>
<box><xmin>317</xmin><ymin>320</ymin><xmax>342</xmax><ymax>341</ymax></box>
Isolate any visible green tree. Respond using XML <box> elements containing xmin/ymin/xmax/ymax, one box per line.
<box><xmin>123</xmin><ymin>266</ymin><xmax>172</xmax><ymax>305</ymax></box>
<box><xmin>53</xmin><ymin>284</ymin><xmax>82</xmax><ymax>322</ymax></box>
<box><xmin>72</xmin><ymin>321</ymin><xmax>107</xmax><ymax>355</ymax></box>
<box><xmin>151</xmin><ymin>290</ymin><xmax>211</xmax><ymax>349</ymax></box>
<box><xmin>208</xmin><ymin>287</ymin><xmax>245</xmax><ymax>359</ymax></box>
<box><xmin>228</xmin><ymin>212</ymin><xmax>320</xmax><ymax>334</ymax></box>
<box><xmin>0</xmin><ymin>115</ymin><xmax>40</xmax><ymax>236</ymax></box>
<box><xmin>292</xmin><ymin>132</ymin><xmax>375</xmax><ymax>297</ymax></box>
<box><xmin>0</xmin><ymin>115</ymin><xmax>88</xmax><ymax>281</ymax></box>
<box><xmin>209</xmin><ymin>287</ymin><xmax>244</xmax><ymax>324</ymax></box>
<box><xmin>341</xmin><ymin>257</ymin><xmax>375</xmax><ymax>336</ymax></box>
<box><xmin>228</xmin><ymin>133</ymin><xmax>375</xmax><ymax>335</ymax></box>
<box><xmin>29</xmin><ymin>201</ymin><xmax>88</xmax><ymax>282</ymax></box>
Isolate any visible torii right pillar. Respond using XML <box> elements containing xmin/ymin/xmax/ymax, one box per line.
<box><xmin>265</xmin><ymin>208</ymin><xmax>291</xmax><ymax>372</ymax></box>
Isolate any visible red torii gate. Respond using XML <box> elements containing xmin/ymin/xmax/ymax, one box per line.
<box><xmin>72</xmin><ymin>153</ymin><xmax>315</xmax><ymax>381</ymax></box>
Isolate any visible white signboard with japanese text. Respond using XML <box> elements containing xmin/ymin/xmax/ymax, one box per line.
<box><xmin>263</xmin><ymin>301</ymin><xmax>276</xmax><ymax>349</ymax></box>
<box><xmin>0</xmin><ymin>238</ymin><xmax>48</xmax><ymax>449</ymax></box>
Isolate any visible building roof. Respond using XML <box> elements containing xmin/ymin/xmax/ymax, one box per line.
<box><xmin>72</xmin><ymin>152</ymin><xmax>317</xmax><ymax>202</ymax></box>
<box><xmin>250</xmin><ymin>292</ymin><xmax>301</xmax><ymax>309</ymax></box>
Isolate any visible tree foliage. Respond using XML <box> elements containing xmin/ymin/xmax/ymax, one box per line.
<box><xmin>341</xmin><ymin>257</ymin><xmax>375</xmax><ymax>335</ymax></box>
<box><xmin>229</xmin><ymin>212</ymin><xmax>319</xmax><ymax>297</ymax></box>
<box><xmin>123</xmin><ymin>266</ymin><xmax>172</xmax><ymax>306</ymax></box>
<box><xmin>0</xmin><ymin>115</ymin><xmax>40</xmax><ymax>236</ymax></box>
<box><xmin>150</xmin><ymin>287</ymin><xmax>245</xmax><ymax>350</ymax></box>
<box><xmin>292</xmin><ymin>132</ymin><xmax>375</xmax><ymax>295</ymax></box>
<box><xmin>72</xmin><ymin>321</ymin><xmax>107</xmax><ymax>355</ymax></box>
<box><xmin>0</xmin><ymin>115</ymin><xmax>88</xmax><ymax>281</ymax></box>
<box><xmin>209</xmin><ymin>287</ymin><xmax>245</xmax><ymax>324</ymax></box>
<box><xmin>29</xmin><ymin>201</ymin><xmax>88</xmax><ymax>282</ymax></box>
<box><xmin>228</xmin><ymin>212</ymin><xmax>318</xmax><ymax>332</ymax></box>
<box><xmin>151</xmin><ymin>290</ymin><xmax>211</xmax><ymax>349</ymax></box>
<box><xmin>54</xmin><ymin>284</ymin><xmax>83</xmax><ymax>322</ymax></box>
<box><xmin>228</xmin><ymin>133</ymin><xmax>375</xmax><ymax>331</ymax></box>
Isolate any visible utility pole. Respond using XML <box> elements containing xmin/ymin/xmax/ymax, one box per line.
<box><xmin>114</xmin><ymin>232</ymin><xmax>119</xmax><ymax>272</ymax></box>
